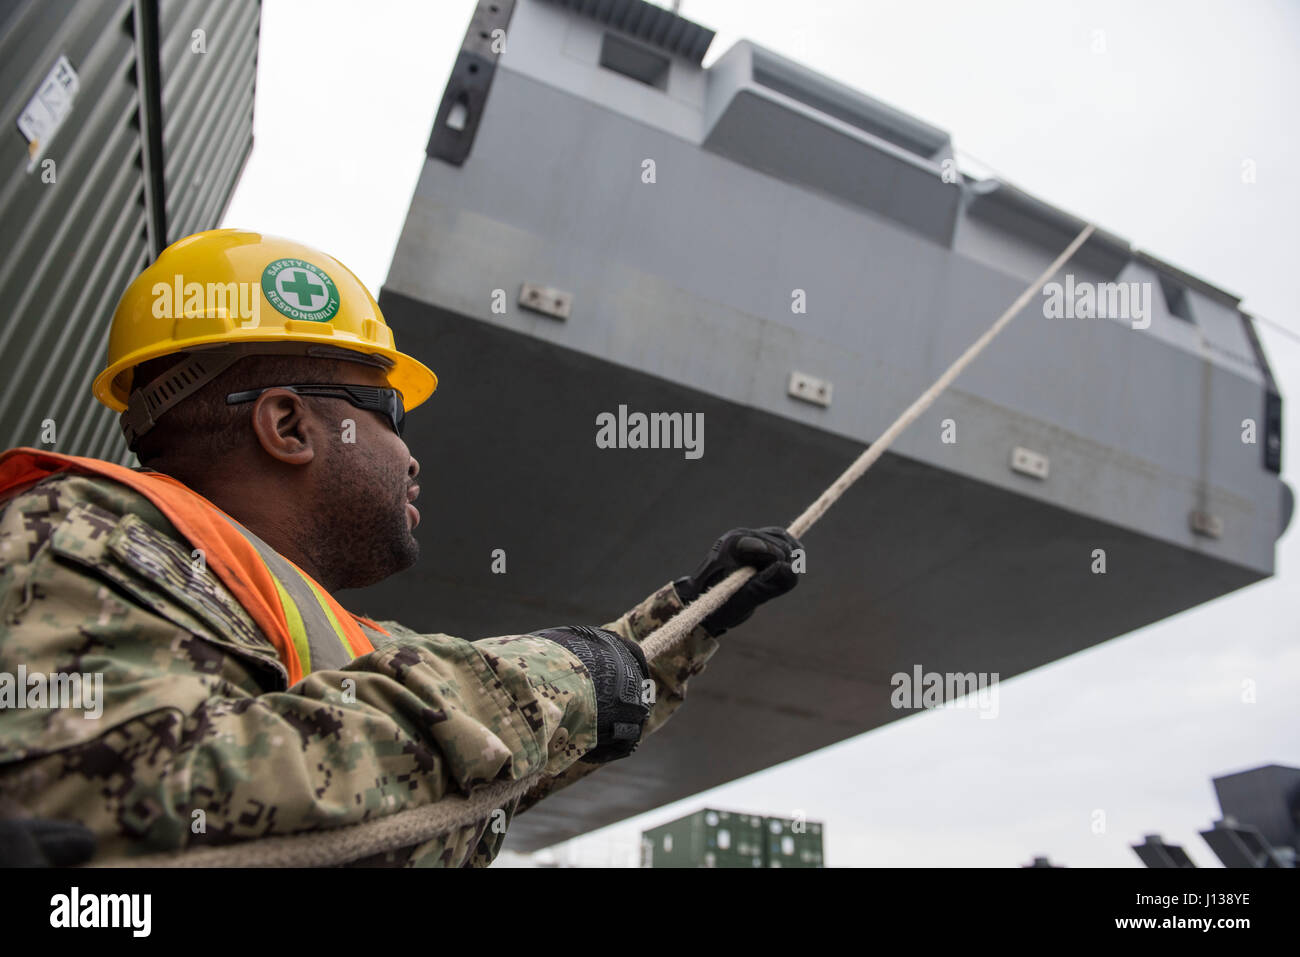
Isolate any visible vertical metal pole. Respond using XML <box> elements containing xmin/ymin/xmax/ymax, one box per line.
<box><xmin>132</xmin><ymin>0</ymin><xmax>168</xmax><ymax>257</ymax></box>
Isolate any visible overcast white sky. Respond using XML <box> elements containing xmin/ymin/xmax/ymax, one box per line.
<box><xmin>224</xmin><ymin>0</ymin><xmax>1300</xmax><ymax>866</ymax></box>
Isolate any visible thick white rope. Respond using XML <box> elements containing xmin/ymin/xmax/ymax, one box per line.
<box><xmin>104</xmin><ymin>223</ymin><xmax>1095</xmax><ymax>867</ymax></box>
<box><xmin>110</xmin><ymin>777</ymin><xmax>535</xmax><ymax>868</ymax></box>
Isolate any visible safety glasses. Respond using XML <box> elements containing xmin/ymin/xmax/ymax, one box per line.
<box><xmin>226</xmin><ymin>384</ymin><xmax>406</xmax><ymax>436</ymax></box>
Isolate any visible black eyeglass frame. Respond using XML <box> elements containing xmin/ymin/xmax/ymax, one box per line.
<box><xmin>226</xmin><ymin>384</ymin><xmax>406</xmax><ymax>436</ymax></box>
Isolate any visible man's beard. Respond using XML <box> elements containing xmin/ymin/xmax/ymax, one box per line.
<box><xmin>308</xmin><ymin>447</ymin><xmax>420</xmax><ymax>591</ymax></box>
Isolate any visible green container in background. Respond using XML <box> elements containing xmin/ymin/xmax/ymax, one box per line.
<box><xmin>761</xmin><ymin>814</ymin><xmax>824</xmax><ymax>868</ymax></box>
<box><xmin>641</xmin><ymin>808</ymin><xmax>822</xmax><ymax>867</ymax></box>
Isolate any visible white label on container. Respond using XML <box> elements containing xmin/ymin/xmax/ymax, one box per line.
<box><xmin>17</xmin><ymin>55</ymin><xmax>80</xmax><ymax>171</ymax></box>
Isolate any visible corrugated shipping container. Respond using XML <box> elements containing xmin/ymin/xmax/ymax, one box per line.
<box><xmin>762</xmin><ymin>815</ymin><xmax>824</xmax><ymax>868</ymax></box>
<box><xmin>642</xmin><ymin>808</ymin><xmax>795</xmax><ymax>868</ymax></box>
<box><xmin>0</xmin><ymin>0</ymin><xmax>259</xmax><ymax>462</ymax></box>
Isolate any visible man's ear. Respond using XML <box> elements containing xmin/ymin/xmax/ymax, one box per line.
<box><xmin>250</xmin><ymin>389</ymin><xmax>317</xmax><ymax>466</ymax></box>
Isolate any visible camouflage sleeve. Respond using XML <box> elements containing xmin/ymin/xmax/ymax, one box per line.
<box><xmin>366</xmin><ymin>618</ymin><xmax>422</xmax><ymax>648</ymax></box>
<box><xmin>602</xmin><ymin>582</ymin><xmax>721</xmax><ymax>738</ymax></box>
<box><xmin>513</xmin><ymin>582</ymin><xmax>720</xmax><ymax>817</ymax></box>
<box><xmin>0</xmin><ymin>478</ymin><xmax>598</xmax><ymax>866</ymax></box>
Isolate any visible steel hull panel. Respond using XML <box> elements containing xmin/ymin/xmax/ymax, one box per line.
<box><xmin>350</xmin><ymin>292</ymin><xmax>1260</xmax><ymax>851</ymax></box>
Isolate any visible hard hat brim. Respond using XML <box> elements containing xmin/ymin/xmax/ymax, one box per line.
<box><xmin>93</xmin><ymin>335</ymin><xmax>437</xmax><ymax>414</ymax></box>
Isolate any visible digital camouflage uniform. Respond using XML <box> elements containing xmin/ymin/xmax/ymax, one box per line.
<box><xmin>0</xmin><ymin>470</ymin><xmax>719</xmax><ymax>867</ymax></box>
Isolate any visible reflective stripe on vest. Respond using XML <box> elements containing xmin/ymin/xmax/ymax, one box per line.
<box><xmin>228</xmin><ymin>520</ymin><xmax>358</xmax><ymax>674</ymax></box>
<box><xmin>0</xmin><ymin>448</ymin><xmax>375</xmax><ymax>684</ymax></box>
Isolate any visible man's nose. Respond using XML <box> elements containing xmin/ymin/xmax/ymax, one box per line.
<box><xmin>408</xmin><ymin>455</ymin><xmax>420</xmax><ymax>481</ymax></box>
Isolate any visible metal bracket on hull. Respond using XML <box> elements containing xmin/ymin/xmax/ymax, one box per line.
<box><xmin>788</xmin><ymin>371</ymin><xmax>832</xmax><ymax>408</ymax></box>
<box><xmin>1010</xmin><ymin>446</ymin><xmax>1050</xmax><ymax>481</ymax></box>
<box><xmin>519</xmin><ymin>282</ymin><xmax>573</xmax><ymax>320</ymax></box>
<box><xmin>1189</xmin><ymin>510</ymin><xmax>1224</xmax><ymax>539</ymax></box>
<box><xmin>427</xmin><ymin>0</ymin><xmax>517</xmax><ymax>166</ymax></box>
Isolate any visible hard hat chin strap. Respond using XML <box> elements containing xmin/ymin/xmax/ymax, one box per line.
<box><xmin>120</xmin><ymin>343</ymin><xmax>395</xmax><ymax>451</ymax></box>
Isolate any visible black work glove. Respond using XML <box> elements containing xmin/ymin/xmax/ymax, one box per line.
<box><xmin>530</xmin><ymin>624</ymin><xmax>651</xmax><ymax>764</ymax></box>
<box><xmin>673</xmin><ymin>526</ymin><xmax>802</xmax><ymax>637</ymax></box>
<box><xmin>0</xmin><ymin>818</ymin><xmax>97</xmax><ymax>867</ymax></box>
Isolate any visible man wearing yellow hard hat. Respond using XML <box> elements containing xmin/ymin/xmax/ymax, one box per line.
<box><xmin>0</xmin><ymin>229</ymin><xmax>803</xmax><ymax>866</ymax></box>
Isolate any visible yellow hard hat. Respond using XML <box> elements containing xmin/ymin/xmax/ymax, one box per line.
<box><xmin>93</xmin><ymin>229</ymin><xmax>437</xmax><ymax>418</ymax></box>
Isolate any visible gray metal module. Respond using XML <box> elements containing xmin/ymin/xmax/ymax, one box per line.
<box><xmin>354</xmin><ymin>0</ymin><xmax>1292</xmax><ymax>851</ymax></box>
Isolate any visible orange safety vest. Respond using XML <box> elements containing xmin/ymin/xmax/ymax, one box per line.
<box><xmin>0</xmin><ymin>448</ymin><xmax>384</xmax><ymax>684</ymax></box>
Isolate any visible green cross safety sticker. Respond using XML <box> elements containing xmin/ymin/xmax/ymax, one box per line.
<box><xmin>262</xmin><ymin>259</ymin><xmax>341</xmax><ymax>322</ymax></box>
